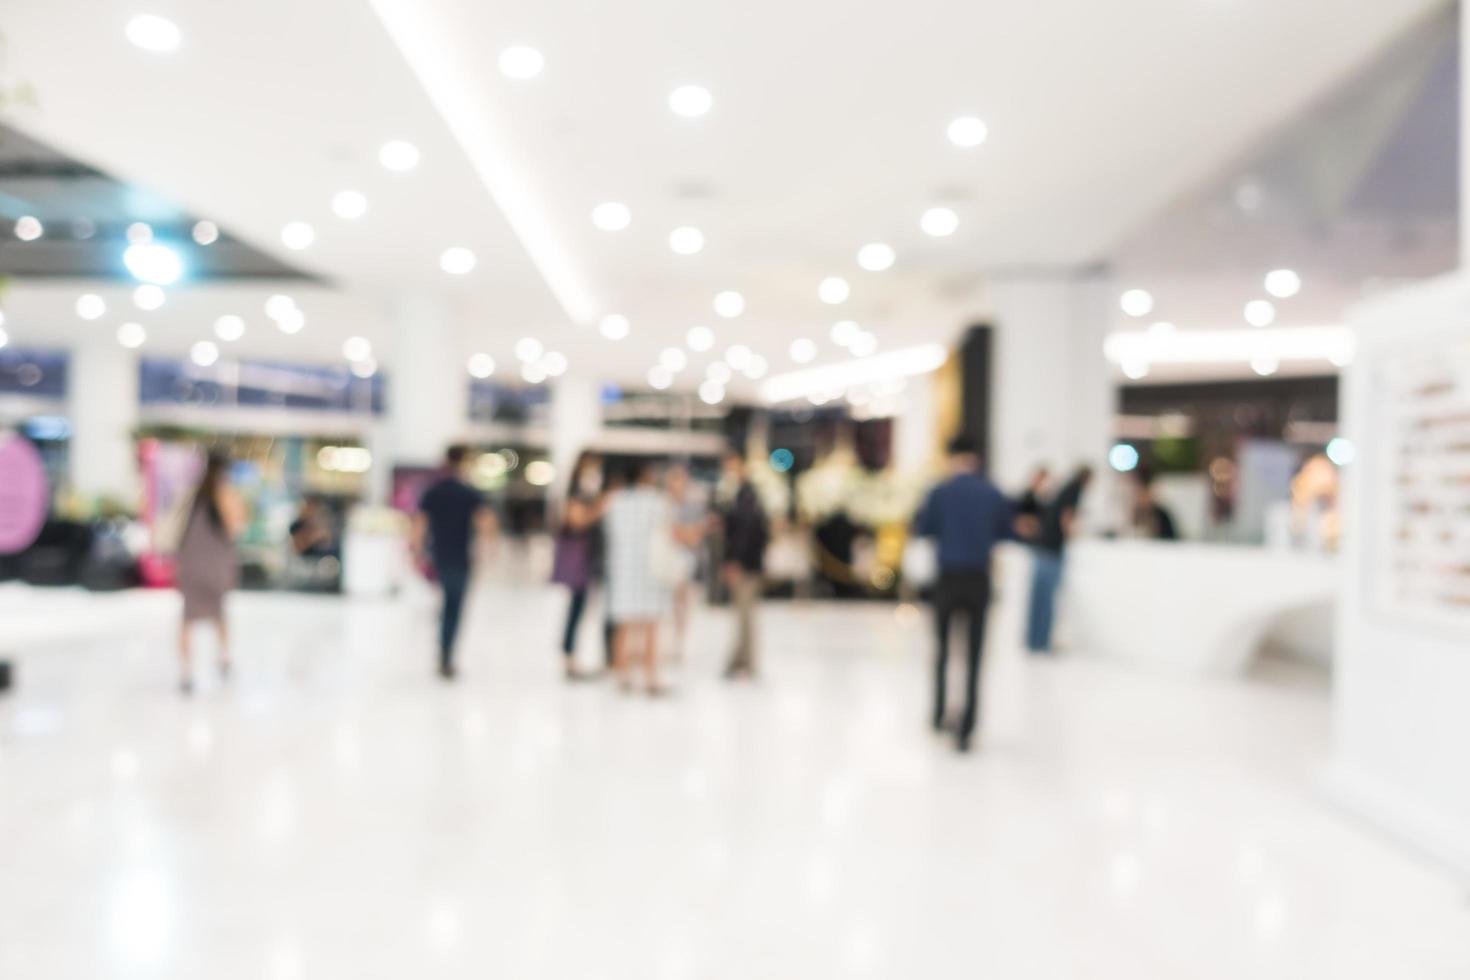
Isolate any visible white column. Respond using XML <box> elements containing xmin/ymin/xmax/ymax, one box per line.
<box><xmin>68</xmin><ymin>341</ymin><xmax>139</xmax><ymax>505</ymax></box>
<box><xmin>989</xmin><ymin>274</ymin><xmax>1115</xmax><ymax>488</ymax></box>
<box><xmin>385</xmin><ymin>294</ymin><xmax>464</xmax><ymax>470</ymax></box>
<box><xmin>891</xmin><ymin>371</ymin><xmax>938</xmax><ymax>475</ymax></box>
<box><xmin>549</xmin><ymin>372</ymin><xmax>602</xmax><ymax>503</ymax></box>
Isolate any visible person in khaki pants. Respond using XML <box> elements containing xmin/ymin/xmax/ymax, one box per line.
<box><xmin>720</xmin><ymin>451</ymin><xmax>768</xmax><ymax>679</ymax></box>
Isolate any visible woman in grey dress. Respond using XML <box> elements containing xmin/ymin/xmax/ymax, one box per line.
<box><xmin>604</xmin><ymin>461</ymin><xmax>675</xmax><ymax>695</ymax></box>
<box><xmin>175</xmin><ymin>452</ymin><xmax>246</xmax><ymax>694</ymax></box>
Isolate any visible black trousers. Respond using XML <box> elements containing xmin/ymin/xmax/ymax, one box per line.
<box><xmin>561</xmin><ymin>586</ymin><xmax>616</xmax><ymax>666</ymax></box>
<box><xmin>933</xmin><ymin>570</ymin><xmax>992</xmax><ymax>740</ymax></box>
<box><xmin>437</xmin><ymin>564</ymin><xmax>470</xmax><ymax>671</ymax></box>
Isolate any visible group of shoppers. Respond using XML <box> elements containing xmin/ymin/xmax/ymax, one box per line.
<box><xmin>911</xmin><ymin>438</ymin><xmax>1092</xmax><ymax>752</ymax></box>
<box><xmin>549</xmin><ymin>449</ymin><xmax>768</xmax><ymax>694</ymax></box>
<box><xmin>173</xmin><ymin>437</ymin><xmax>1094</xmax><ymax>759</ymax></box>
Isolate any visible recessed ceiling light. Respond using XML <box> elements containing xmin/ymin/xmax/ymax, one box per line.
<box><xmin>14</xmin><ymin>216</ymin><xmax>43</xmax><ymax>242</ymax></box>
<box><xmin>541</xmin><ymin>351</ymin><xmax>569</xmax><ymax>377</ymax></box>
<box><xmin>1251</xmin><ymin>354</ymin><xmax>1279</xmax><ymax>377</ymax></box>
<box><xmin>521</xmin><ymin>363</ymin><xmax>549</xmax><ymax>384</ymax></box>
<box><xmin>698</xmin><ymin>379</ymin><xmax>725</xmax><ymax>405</ymax></box>
<box><xmin>498</xmin><ymin>45</ymin><xmax>544</xmax><ymax>80</ymax></box>
<box><xmin>276</xmin><ymin>307</ymin><xmax>306</xmax><ymax>334</ymax></box>
<box><xmin>686</xmin><ymin>326</ymin><xmax>715</xmax><ymax>351</ymax></box>
<box><xmin>648</xmin><ymin>366</ymin><xmax>674</xmax><ymax>390</ymax></box>
<box><xmin>191</xmin><ymin>220</ymin><xmax>219</xmax><ymax>245</ymax></box>
<box><xmin>379</xmin><ymin>140</ymin><xmax>421</xmax><ymax>172</ymax></box>
<box><xmin>1121</xmin><ymin>358</ymin><xmax>1149</xmax><ymax>380</ymax></box>
<box><xmin>75</xmin><ymin>294</ymin><xmax>106</xmax><ymax>321</ymax></box>
<box><xmin>125</xmin><ymin>14</ymin><xmax>181</xmax><ymax>53</ymax></box>
<box><xmin>190</xmin><ymin>341</ymin><xmax>220</xmax><ymax>367</ymax></box>
<box><xmin>264</xmin><ymin>294</ymin><xmax>296</xmax><ymax>320</ymax></box>
<box><xmin>598</xmin><ymin>315</ymin><xmax>630</xmax><ymax>340</ymax></box>
<box><xmin>831</xmin><ymin>320</ymin><xmax>860</xmax><ymax>346</ymax></box>
<box><xmin>1264</xmin><ymin>269</ymin><xmax>1301</xmax><ymax>299</ymax></box>
<box><xmin>591</xmin><ymin>202</ymin><xmax>632</xmax><ymax>231</ymax></box>
<box><xmin>724</xmin><ymin>344</ymin><xmax>753</xmax><ymax>370</ymax></box>
<box><xmin>819</xmin><ymin>277</ymin><xmax>851</xmax><ymax>305</ymax></box>
<box><xmin>516</xmin><ymin>337</ymin><xmax>546</xmax><ymax>362</ymax></box>
<box><xmin>848</xmin><ymin>332</ymin><xmax>878</xmax><ymax>357</ymax></box>
<box><xmin>947</xmin><ymin>116</ymin><xmax>989</xmax><ymax>148</ymax></box>
<box><xmin>350</xmin><ymin>358</ymin><xmax>377</xmax><ymax>379</ymax></box>
<box><xmin>117</xmin><ymin>322</ymin><xmax>146</xmax><ymax>349</ymax></box>
<box><xmin>857</xmin><ymin>243</ymin><xmax>896</xmax><ymax>272</ymax></box>
<box><xmin>743</xmin><ymin>355</ymin><xmax>769</xmax><ymax>380</ymax></box>
<box><xmin>1244</xmin><ymin>299</ymin><xmax>1276</xmax><ymax>328</ymax></box>
<box><xmin>124</xmin><ymin>242</ymin><xmax>183</xmax><ymax>284</ymax></box>
<box><xmin>133</xmin><ymin>284</ymin><xmax>165</xmax><ymax>310</ymax></box>
<box><xmin>1119</xmin><ymin>289</ymin><xmax>1154</xmax><ymax>318</ymax></box>
<box><xmin>669</xmin><ymin>85</ymin><xmax>713</xmax><ymax>118</ymax></box>
<box><xmin>332</xmin><ymin>190</ymin><xmax>369</xmax><ymax>220</ymax></box>
<box><xmin>126</xmin><ymin>222</ymin><xmax>153</xmax><ymax>245</ymax></box>
<box><xmin>706</xmin><ymin>362</ymin><xmax>733</xmax><ymax>384</ymax></box>
<box><xmin>440</xmin><ymin>246</ymin><xmax>476</xmax><ymax>275</ymax></box>
<box><xmin>280</xmin><ymin>221</ymin><xmax>315</xmax><ymax>250</ymax></box>
<box><xmin>214</xmin><ymin>315</ymin><xmax>246</xmax><ymax>341</ymax></box>
<box><xmin>660</xmin><ymin>347</ymin><xmax>688</xmax><ymax>372</ymax></box>
<box><xmin>789</xmin><ymin>338</ymin><xmax>817</xmax><ymax>363</ymax></box>
<box><xmin>71</xmin><ymin>219</ymin><xmax>96</xmax><ymax>240</ymax></box>
<box><xmin>467</xmin><ymin>353</ymin><xmax>496</xmax><ymax>379</ymax></box>
<box><xmin>920</xmin><ymin>207</ymin><xmax>959</xmax><ymax>237</ymax></box>
<box><xmin>669</xmin><ymin>226</ymin><xmax>705</xmax><ymax>255</ymax></box>
<box><xmin>713</xmin><ymin>291</ymin><xmax>745</xmax><ymax>318</ymax></box>
<box><xmin>342</xmin><ymin>336</ymin><xmax>372</xmax><ymax>362</ymax></box>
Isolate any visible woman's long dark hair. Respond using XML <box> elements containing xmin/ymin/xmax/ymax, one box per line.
<box><xmin>188</xmin><ymin>452</ymin><xmax>230</xmax><ymax>533</ymax></box>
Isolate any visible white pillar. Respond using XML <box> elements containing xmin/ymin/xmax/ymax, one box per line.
<box><xmin>549</xmin><ymin>372</ymin><xmax>602</xmax><ymax>504</ymax></box>
<box><xmin>68</xmin><ymin>341</ymin><xmax>139</xmax><ymax>506</ymax></box>
<box><xmin>385</xmin><ymin>294</ymin><xmax>464</xmax><ymax>470</ymax></box>
<box><xmin>892</xmin><ymin>371</ymin><xmax>938</xmax><ymax>475</ymax></box>
<box><xmin>989</xmin><ymin>274</ymin><xmax>1115</xmax><ymax>487</ymax></box>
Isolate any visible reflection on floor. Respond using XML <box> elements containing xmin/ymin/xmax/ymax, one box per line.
<box><xmin>1</xmin><ymin>584</ymin><xmax>1467</xmax><ymax>979</ymax></box>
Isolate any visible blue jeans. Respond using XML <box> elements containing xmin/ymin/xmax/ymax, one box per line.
<box><xmin>437</xmin><ymin>564</ymin><xmax>470</xmax><ymax>670</ymax></box>
<box><xmin>1026</xmin><ymin>551</ymin><xmax>1064</xmax><ymax>653</ymax></box>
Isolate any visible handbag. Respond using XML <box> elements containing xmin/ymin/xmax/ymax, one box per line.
<box><xmin>649</xmin><ymin>522</ymin><xmax>683</xmax><ymax>588</ymax></box>
<box><xmin>902</xmin><ymin>535</ymin><xmax>938</xmax><ymax>588</ymax></box>
<box><xmin>551</xmin><ymin>533</ymin><xmax>592</xmax><ymax>588</ymax></box>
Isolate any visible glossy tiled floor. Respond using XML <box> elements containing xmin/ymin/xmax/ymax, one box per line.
<box><xmin>1</xmin><ymin>580</ymin><xmax>1467</xmax><ymax>978</ymax></box>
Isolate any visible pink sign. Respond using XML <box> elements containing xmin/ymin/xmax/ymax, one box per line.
<box><xmin>0</xmin><ymin>434</ymin><xmax>49</xmax><ymax>554</ymax></box>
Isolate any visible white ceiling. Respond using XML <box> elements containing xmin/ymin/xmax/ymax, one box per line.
<box><xmin>0</xmin><ymin>0</ymin><xmax>1448</xmax><ymax>392</ymax></box>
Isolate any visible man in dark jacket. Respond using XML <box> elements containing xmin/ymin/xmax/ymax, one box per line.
<box><xmin>720</xmin><ymin>450</ymin><xmax>767</xmax><ymax>679</ymax></box>
<box><xmin>913</xmin><ymin>436</ymin><xmax>1022</xmax><ymax>752</ymax></box>
<box><xmin>414</xmin><ymin>445</ymin><xmax>495</xmax><ymax>680</ymax></box>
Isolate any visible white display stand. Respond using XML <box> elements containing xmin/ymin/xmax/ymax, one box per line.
<box><xmin>1063</xmin><ymin>541</ymin><xmax>1337</xmax><ymax>674</ymax></box>
<box><xmin>1326</xmin><ymin>273</ymin><xmax>1470</xmax><ymax>878</ymax></box>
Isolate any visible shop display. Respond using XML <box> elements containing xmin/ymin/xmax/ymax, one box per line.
<box><xmin>1369</xmin><ymin>338</ymin><xmax>1470</xmax><ymax>630</ymax></box>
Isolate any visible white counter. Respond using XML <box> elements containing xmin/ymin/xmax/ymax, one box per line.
<box><xmin>999</xmin><ymin>540</ymin><xmax>1340</xmax><ymax>675</ymax></box>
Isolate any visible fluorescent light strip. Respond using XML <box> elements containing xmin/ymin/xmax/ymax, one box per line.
<box><xmin>368</xmin><ymin>0</ymin><xmax>596</xmax><ymax>324</ymax></box>
<box><xmin>1104</xmin><ymin>326</ymin><xmax>1355</xmax><ymax>366</ymax></box>
<box><xmin>761</xmin><ymin>344</ymin><xmax>947</xmax><ymax>403</ymax></box>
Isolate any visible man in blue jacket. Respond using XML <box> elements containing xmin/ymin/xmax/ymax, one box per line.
<box><xmin>913</xmin><ymin>436</ymin><xmax>1025</xmax><ymax>752</ymax></box>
